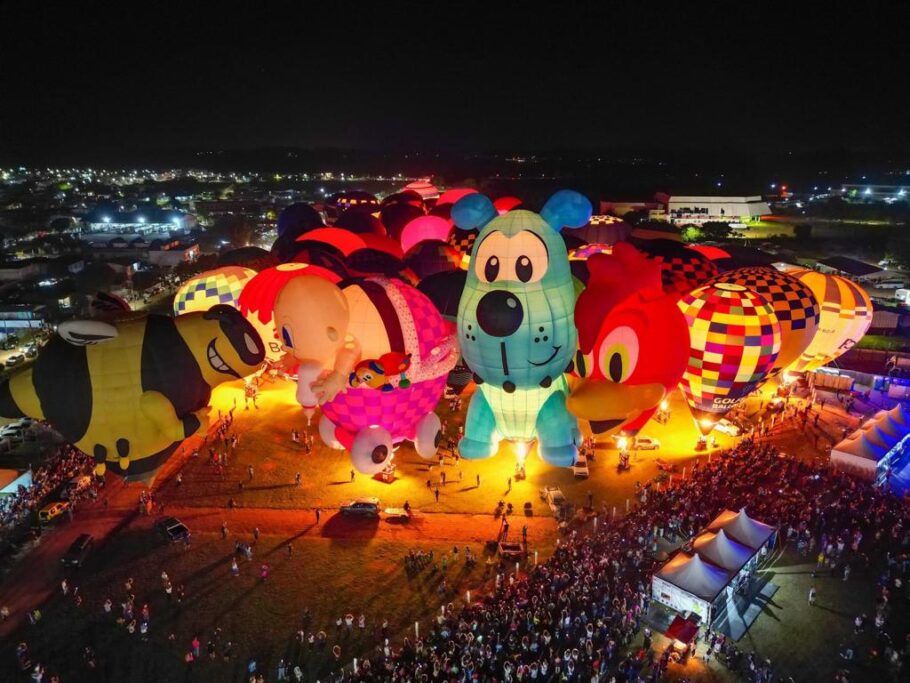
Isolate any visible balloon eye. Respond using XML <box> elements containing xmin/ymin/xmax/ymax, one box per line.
<box><xmin>484</xmin><ymin>256</ymin><xmax>500</xmax><ymax>282</ymax></box>
<box><xmin>598</xmin><ymin>326</ymin><xmax>639</xmax><ymax>383</ymax></box>
<box><xmin>516</xmin><ymin>255</ymin><xmax>533</xmax><ymax>282</ymax></box>
<box><xmin>608</xmin><ymin>349</ymin><xmax>626</xmax><ymax>383</ymax></box>
<box><xmin>281</xmin><ymin>326</ymin><xmax>293</xmax><ymax>348</ymax></box>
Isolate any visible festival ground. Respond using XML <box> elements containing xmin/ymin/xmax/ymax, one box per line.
<box><xmin>0</xmin><ymin>375</ymin><xmax>888</xmax><ymax>682</ymax></box>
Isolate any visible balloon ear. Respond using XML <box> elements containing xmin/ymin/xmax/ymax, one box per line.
<box><xmin>451</xmin><ymin>194</ymin><xmax>497</xmax><ymax>231</ymax></box>
<box><xmin>541</xmin><ymin>190</ymin><xmax>592</xmax><ymax>231</ymax></box>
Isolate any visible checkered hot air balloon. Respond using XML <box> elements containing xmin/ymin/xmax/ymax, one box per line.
<box><xmin>786</xmin><ymin>270</ymin><xmax>872</xmax><ymax>373</ymax></box>
<box><xmin>678</xmin><ymin>282</ymin><xmax>782</xmax><ymax>434</ymax></box>
<box><xmin>173</xmin><ymin>266</ymin><xmax>256</xmax><ymax>316</ymax></box>
<box><xmin>704</xmin><ymin>267</ymin><xmax>820</xmax><ymax>376</ymax></box>
<box><xmin>638</xmin><ymin>240</ymin><xmax>720</xmax><ymax>297</ymax></box>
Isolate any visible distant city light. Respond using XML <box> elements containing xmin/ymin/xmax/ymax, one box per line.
<box><xmin>770</xmin><ymin>183</ymin><xmax>776</xmax><ymax>189</ymax></box>
<box><xmin>864</xmin><ymin>188</ymin><xmax>872</xmax><ymax>195</ymax></box>
<box><xmin>102</xmin><ymin>216</ymin><xmax>111</xmax><ymax>223</ymax></box>
<box><xmin>137</xmin><ymin>216</ymin><xmax>146</xmax><ymax>223</ymax></box>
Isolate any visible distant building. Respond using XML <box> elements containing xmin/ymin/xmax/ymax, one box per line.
<box><xmin>600</xmin><ymin>193</ymin><xmax>770</xmax><ymax>225</ymax></box>
<box><xmin>0</xmin><ymin>258</ymin><xmax>50</xmax><ymax>283</ymax></box>
<box><xmin>0</xmin><ymin>304</ymin><xmax>46</xmax><ymax>334</ymax></box>
<box><xmin>840</xmin><ymin>184</ymin><xmax>908</xmax><ymax>203</ymax></box>
<box><xmin>665</xmin><ymin>195</ymin><xmax>770</xmax><ymax>225</ymax></box>
<box><xmin>82</xmin><ymin>208</ymin><xmax>191</xmax><ymax>235</ymax></box>
<box><xmin>81</xmin><ymin>234</ymin><xmax>199</xmax><ymax>268</ymax></box>
<box><xmin>816</xmin><ymin>256</ymin><xmax>890</xmax><ymax>283</ymax></box>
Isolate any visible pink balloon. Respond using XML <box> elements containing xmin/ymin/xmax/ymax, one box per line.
<box><xmin>400</xmin><ymin>215</ymin><xmax>452</xmax><ymax>254</ymax></box>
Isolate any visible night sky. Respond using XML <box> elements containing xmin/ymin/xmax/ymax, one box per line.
<box><xmin>1</xmin><ymin>2</ymin><xmax>907</xmax><ymax>164</ymax></box>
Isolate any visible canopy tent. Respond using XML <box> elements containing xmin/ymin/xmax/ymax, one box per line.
<box><xmin>655</xmin><ymin>552</ymin><xmax>731</xmax><ymax>602</ymax></box>
<box><xmin>706</xmin><ymin>509</ymin><xmax>776</xmax><ymax>550</ymax></box>
<box><xmin>832</xmin><ymin>404</ymin><xmax>910</xmax><ymax>478</ymax></box>
<box><xmin>692</xmin><ymin>529</ymin><xmax>755</xmax><ymax>572</ymax></box>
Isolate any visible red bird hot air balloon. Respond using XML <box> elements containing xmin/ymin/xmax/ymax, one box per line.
<box><xmin>568</xmin><ymin>243</ymin><xmax>690</xmax><ymax>436</ymax></box>
<box><xmin>677</xmin><ymin>282</ymin><xmax>782</xmax><ymax>434</ymax></box>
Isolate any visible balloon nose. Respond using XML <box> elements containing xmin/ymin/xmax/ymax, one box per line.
<box><xmin>476</xmin><ymin>290</ymin><xmax>524</xmax><ymax>337</ymax></box>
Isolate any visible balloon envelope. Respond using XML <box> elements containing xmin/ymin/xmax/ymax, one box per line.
<box><xmin>173</xmin><ymin>266</ymin><xmax>256</xmax><ymax>316</ymax></box>
<box><xmin>678</xmin><ymin>282</ymin><xmax>781</xmax><ymax>433</ymax></box>
<box><xmin>704</xmin><ymin>267</ymin><xmax>820</xmax><ymax>375</ymax></box>
<box><xmin>786</xmin><ymin>270</ymin><xmax>872</xmax><ymax>372</ymax></box>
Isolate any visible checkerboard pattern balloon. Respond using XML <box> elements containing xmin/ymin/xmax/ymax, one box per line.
<box><xmin>173</xmin><ymin>266</ymin><xmax>256</xmax><ymax>315</ymax></box>
<box><xmin>704</xmin><ymin>267</ymin><xmax>819</xmax><ymax>374</ymax></box>
<box><xmin>678</xmin><ymin>282</ymin><xmax>781</xmax><ymax>430</ymax></box>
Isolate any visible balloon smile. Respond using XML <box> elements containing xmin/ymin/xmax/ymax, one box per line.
<box><xmin>207</xmin><ymin>339</ymin><xmax>241</xmax><ymax>379</ymax></box>
<box><xmin>529</xmin><ymin>346</ymin><xmax>561</xmax><ymax>367</ymax></box>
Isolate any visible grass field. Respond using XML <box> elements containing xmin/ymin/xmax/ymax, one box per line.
<box><xmin>0</xmin><ymin>528</ymin><xmax>496</xmax><ymax>682</ymax></box>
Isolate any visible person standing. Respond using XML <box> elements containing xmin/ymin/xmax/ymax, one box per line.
<box><xmin>507</xmin><ymin>477</ymin><xmax>512</xmax><ymax>493</ymax></box>
<box><xmin>434</xmin><ymin>486</ymin><xmax>440</xmax><ymax>503</ymax></box>
<box><xmin>315</xmin><ymin>507</ymin><xmax>321</xmax><ymax>524</ymax></box>
<box><xmin>808</xmin><ymin>586</ymin><xmax>817</xmax><ymax>606</ymax></box>
<box><xmin>253</xmin><ymin>527</ymin><xmax>260</xmax><ymax>542</ymax></box>
<box><xmin>476</xmin><ymin>473</ymin><xmax>480</xmax><ymax>487</ymax></box>
<box><xmin>248</xmin><ymin>464</ymin><xmax>254</xmax><ymax>481</ymax></box>
<box><xmin>295</xmin><ymin>472</ymin><xmax>301</xmax><ymax>487</ymax></box>
<box><xmin>350</xmin><ymin>469</ymin><xmax>355</xmax><ymax>483</ymax></box>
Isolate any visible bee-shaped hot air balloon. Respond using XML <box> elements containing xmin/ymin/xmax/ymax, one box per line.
<box><xmin>704</xmin><ymin>267</ymin><xmax>820</xmax><ymax>377</ymax></box>
<box><xmin>678</xmin><ymin>283</ymin><xmax>781</xmax><ymax>434</ymax></box>
<box><xmin>0</xmin><ymin>306</ymin><xmax>265</xmax><ymax>478</ymax></box>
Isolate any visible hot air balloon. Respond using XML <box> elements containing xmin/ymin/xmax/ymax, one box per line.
<box><xmin>567</xmin><ymin>243</ymin><xmax>690</xmax><ymax>437</ymax></box>
<box><xmin>0</xmin><ymin>307</ymin><xmax>264</xmax><ymax>479</ymax></box>
<box><xmin>238</xmin><ymin>263</ymin><xmax>341</xmax><ymax>362</ymax></box>
<box><xmin>786</xmin><ymin>270</ymin><xmax>872</xmax><ymax>373</ymax></box>
<box><xmin>454</xmin><ymin>190</ymin><xmax>591</xmax><ymax>467</ymax></box>
<box><xmin>678</xmin><ymin>282</ymin><xmax>781</xmax><ymax>434</ymax></box>
<box><xmin>173</xmin><ymin>266</ymin><xmax>257</xmax><ymax>316</ymax></box>
<box><xmin>273</xmin><ymin>275</ymin><xmax>457</xmax><ymax>473</ymax></box>
<box><xmin>573</xmin><ymin>214</ymin><xmax>632</xmax><ymax>246</ymax></box>
<box><xmin>400</xmin><ymin>215</ymin><xmax>452</xmax><ymax>254</ymax></box>
<box><xmin>638</xmin><ymin>240</ymin><xmax>720</xmax><ymax>297</ymax></box>
<box><xmin>704</xmin><ymin>267</ymin><xmax>820</xmax><ymax>376</ymax></box>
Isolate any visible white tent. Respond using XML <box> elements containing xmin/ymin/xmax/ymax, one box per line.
<box><xmin>652</xmin><ymin>552</ymin><xmax>731</xmax><ymax>623</ymax></box>
<box><xmin>692</xmin><ymin>529</ymin><xmax>755</xmax><ymax>572</ymax></box>
<box><xmin>655</xmin><ymin>552</ymin><xmax>730</xmax><ymax>600</ymax></box>
<box><xmin>706</xmin><ymin>509</ymin><xmax>776</xmax><ymax>550</ymax></box>
<box><xmin>832</xmin><ymin>405</ymin><xmax>910</xmax><ymax>478</ymax></box>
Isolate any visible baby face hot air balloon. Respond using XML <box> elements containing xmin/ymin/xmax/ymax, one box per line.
<box><xmin>786</xmin><ymin>270</ymin><xmax>872</xmax><ymax>373</ymax></box>
<box><xmin>703</xmin><ymin>267</ymin><xmax>820</xmax><ymax>376</ymax></box>
<box><xmin>173</xmin><ymin>266</ymin><xmax>256</xmax><ymax>316</ymax></box>
<box><xmin>678</xmin><ymin>282</ymin><xmax>781</xmax><ymax>434</ymax></box>
<box><xmin>454</xmin><ymin>190</ymin><xmax>591</xmax><ymax>467</ymax></box>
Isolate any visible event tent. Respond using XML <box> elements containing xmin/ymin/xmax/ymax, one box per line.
<box><xmin>706</xmin><ymin>509</ymin><xmax>776</xmax><ymax>550</ymax></box>
<box><xmin>831</xmin><ymin>403</ymin><xmax>910</xmax><ymax>478</ymax></box>
<box><xmin>655</xmin><ymin>552</ymin><xmax>730</xmax><ymax>601</ymax></box>
<box><xmin>692</xmin><ymin>529</ymin><xmax>755</xmax><ymax>572</ymax></box>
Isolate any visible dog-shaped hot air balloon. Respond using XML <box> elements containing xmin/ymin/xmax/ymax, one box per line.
<box><xmin>454</xmin><ymin>190</ymin><xmax>590</xmax><ymax>466</ymax></box>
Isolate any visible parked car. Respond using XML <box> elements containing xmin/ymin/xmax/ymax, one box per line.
<box><xmin>539</xmin><ymin>486</ymin><xmax>567</xmax><ymax>511</ymax></box>
<box><xmin>155</xmin><ymin>516</ymin><xmax>190</xmax><ymax>542</ymax></box>
<box><xmin>38</xmin><ymin>501</ymin><xmax>70</xmax><ymax>524</ymax></box>
<box><xmin>572</xmin><ymin>452</ymin><xmax>590</xmax><ymax>479</ymax></box>
<box><xmin>340</xmin><ymin>498</ymin><xmax>381</xmax><ymax>517</ymax></box>
<box><xmin>714</xmin><ymin>419</ymin><xmax>743</xmax><ymax>437</ymax></box>
<box><xmin>383</xmin><ymin>507</ymin><xmax>411</xmax><ymax>521</ymax></box>
<box><xmin>24</xmin><ymin>346</ymin><xmax>38</xmax><ymax>359</ymax></box>
<box><xmin>5</xmin><ymin>354</ymin><xmax>25</xmax><ymax>367</ymax></box>
<box><xmin>634</xmin><ymin>436</ymin><xmax>661</xmax><ymax>450</ymax></box>
<box><xmin>61</xmin><ymin>534</ymin><xmax>94</xmax><ymax>567</ymax></box>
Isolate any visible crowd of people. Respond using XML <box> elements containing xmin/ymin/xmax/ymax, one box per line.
<box><xmin>320</xmin><ymin>439</ymin><xmax>909</xmax><ymax>683</ymax></box>
<box><xmin>0</xmin><ymin>444</ymin><xmax>95</xmax><ymax>535</ymax></box>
